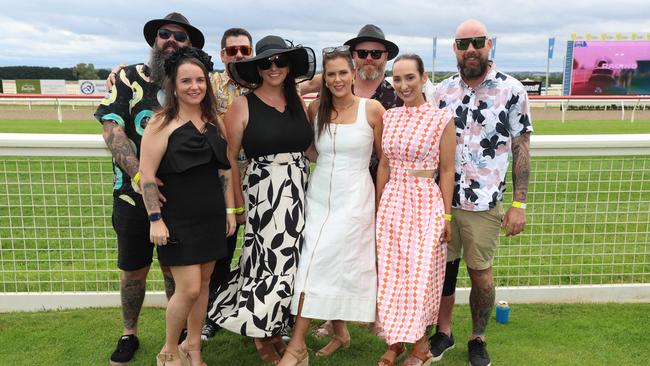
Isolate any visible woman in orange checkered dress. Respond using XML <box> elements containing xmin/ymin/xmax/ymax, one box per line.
<box><xmin>375</xmin><ymin>54</ymin><xmax>456</xmax><ymax>366</ymax></box>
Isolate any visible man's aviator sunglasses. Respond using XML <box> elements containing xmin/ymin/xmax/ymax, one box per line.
<box><xmin>258</xmin><ymin>54</ymin><xmax>290</xmax><ymax>70</ymax></box>
<box><xmin>355</xmin><ymin>49</ymin><xmax>387</xmax><ymax>60</ymax></box>
<box><xmin>157</xmin><ymin>28</ymin><xmax>189</xmax><ymax>43</ymax></box>
<box><xmin>455</xmin><ymin>36</ymin><xmax>487</xmax><ymax>51</ymax></box>
<box><xmin>223</xmin><ymin>45</ymin><xmax>253</xmax><ymax>57</ymax></box>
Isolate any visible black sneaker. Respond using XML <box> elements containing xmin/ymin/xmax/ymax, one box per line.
<box><xmin>178</xmin><ymin>328</ymin><xmax>188</xmax><ymax>345</ymax></box>
<box><xmin>468</xmin><ymin>338</ymin><xmax>491</xmax><ymax>366</ymax></box>
<box><xmin>201</xmin><ymin>321</ymin><xmax>220</xmax><ymax>341</ymax></box>
<box><xmin>109</xmin><ymin>334</ymin><xmax>139</xmax><ymax>365</ymax></box>
<box><xmin>429</xmin><ymin>331</ymin><xmax>455</xmax><ymax>361</ymax></box>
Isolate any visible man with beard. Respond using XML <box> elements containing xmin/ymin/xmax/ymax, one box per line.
<box><xmin>430</xmin><ymin>19</ymin><xmax>532</xmax><ymax>366</ymax></box>
<box><xmin>201</xmin><ymin>27</ymin><xmax>254</xmax><ymax>341</ymax></box>
<box><xmin>94</xmin><ymin>12</ymin><xmax>204</xmax><ymax>366</ymax></box>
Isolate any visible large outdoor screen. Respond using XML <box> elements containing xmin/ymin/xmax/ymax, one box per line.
<box><xmin>568</xmin><ymin>40</ymin><xmax>650</xmax><ymax>95</ymax></box>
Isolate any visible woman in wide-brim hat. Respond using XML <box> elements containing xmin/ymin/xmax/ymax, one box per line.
<box><xmin>206</xmin><ymin>35</ymin><xmax>316</xmax><ymax>364</ymax></box>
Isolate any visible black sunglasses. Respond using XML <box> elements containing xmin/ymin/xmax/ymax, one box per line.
<box><xmin>257</xmin><ymin>54</ymin><xmax>290</xmax><ymax>70</ymax></box>
<box><xmin>355</xmin><ymin>49</ymin><xmax>387</xmax><ymax>60</ymax></box>
<box><xmin>157</xmin><ymin>28</ymin><xmax>189</xmax><ymax>43</ymax></box>
<box><xmin>455</xmin><ymin>36</ymin><xmax>487</xmax><ymax>51</ymax></box>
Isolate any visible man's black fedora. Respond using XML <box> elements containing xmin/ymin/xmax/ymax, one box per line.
<box><xmin>143</xmin><ymin>12</ymin><xmax>205</xmax><ymax>49</ymax></box>
<box><xmin>344</xmin><ymin>24</ymin><xmax>399</xmax><ymax>60</ymax></box>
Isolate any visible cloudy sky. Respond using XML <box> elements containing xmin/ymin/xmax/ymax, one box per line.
<box><xmin>2</xmin><ymin>0</ymin><xmax>649</xmax><ymax>72</ymax></box>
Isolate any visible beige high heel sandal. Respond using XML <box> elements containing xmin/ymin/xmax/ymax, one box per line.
<box><xmin>283</xmin><ymin>345</ymin><xmax>309</xmax><ymax>366</ymax></box>
<box><xmin>157</xmin><ymin>352</ymin><xmax>186</xmax><ymax>366</ymax></box>
<box><xmin>178</xmin><ymin>342</ymin><xmax>206</xmax><ymax>366</ymax></box>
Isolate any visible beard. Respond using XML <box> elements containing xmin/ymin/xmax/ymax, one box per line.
<box><xmin>458</xmin><ymin>52</ymin><xmax>489</xmax><ymax>80</ymax></box>
<box><xmin>357</xmin><ymin>61</ymin><xmax>386</xmax><ymax>81</ymax></box>
<box><xmin>148</xmin><ymin>41</ymin><xmax>180</xmax><ymax>87</ymax></box>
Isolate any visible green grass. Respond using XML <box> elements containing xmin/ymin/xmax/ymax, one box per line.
<box><xmin>1</xmin><ymin>155</ymin><xmax>648</xmax><ymax>292</ymax></box>
<box><xmin>0</xmin><ymin>119</ymin><xmax>101</xmax><ymax>134</ymax></box>
<box><xmin>0</xmin><ymin>304</ymin><xmax>648</xmax><ymax>365</ymax></box>
<box><xmin>0</xmin><ymin>119</ymin><xmax>650</xmax><ymax>135</ymax></box>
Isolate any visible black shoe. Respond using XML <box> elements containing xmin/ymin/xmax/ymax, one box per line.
<box><xmin>468</xmin><ymin>338</ymin><xmax>491</xmax><ymax>366</ymax></box>
<box><xmin>178</xmin><ymin>328</ymin><xmax>188</xmax><ymax>345</ymax></box>
<box><xmin>201</xmin><ymin>321</ymin><xmax>220</xmax><ymax>341</ymax></box>
<box><xmin>109</xmin><ymin>334</ymin><xmax>139</xmax><ymax>365</ymax></box>
<box><xmin>429</xmin><ymin>331</ymin><xmax>455</xmax><ymax>361</ymax></box>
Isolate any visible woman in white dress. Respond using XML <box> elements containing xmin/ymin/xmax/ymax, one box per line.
<box><xmin>277</xmin><ymin>46</ymin><xmax>388</xmax><ymax>366</ymax></box>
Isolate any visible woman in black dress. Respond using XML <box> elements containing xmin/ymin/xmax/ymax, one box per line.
<box><xmin>205</xmin><ymin>35</ymin><xmax>315</xmax><ymax>364</ymax></box>
<box><xmin>140</xmin><ymin>47</ymin><xmax>236</xmax><ymax>366</ymax></box>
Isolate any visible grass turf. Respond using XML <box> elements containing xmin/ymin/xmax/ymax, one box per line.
<box><xmin>0</xmin><ymin>119</ymin><xmax>650</xmax><ymax>135</ymax></box>
<box><xmin>0</xmin><ymin>304</ymin><xmax>648</xmax><ymax>365</ymax></box>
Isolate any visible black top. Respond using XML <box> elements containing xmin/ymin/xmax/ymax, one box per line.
<box><xmin>159</xmin><ymin>121</ymin><xmax>230</xmax><ymax>174</ymax></box>
<box><xmin>95</xmin><ymin>64</ymin><xmax>159</xmax><ymax>206</ymax></box>
<box><xmin>242</xmin><ymin>93</ymin><xmax>313</xmax><ymax>159</ymax></box>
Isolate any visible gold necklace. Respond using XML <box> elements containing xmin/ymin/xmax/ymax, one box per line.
<box><xmin>333</xmin><ymin>97</ymin><xmax>356</xmax><ymax>112</ymax></box>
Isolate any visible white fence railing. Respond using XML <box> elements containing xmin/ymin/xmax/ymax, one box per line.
<box><xmin>0</xmin><ymin>134</ymin><xmax>649</xmax><ymax>311</ymax></box>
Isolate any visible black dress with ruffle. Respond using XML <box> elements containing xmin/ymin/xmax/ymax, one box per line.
<box><xmin>156</xmin><ymin>121</ymin><xmax>231</xmax><ymax>266</ymax></box>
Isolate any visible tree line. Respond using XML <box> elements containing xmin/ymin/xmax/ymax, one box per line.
<box><xmin>0</xmin><ymin>64</ymin><xmax>111</xmax><ymax>80</ymax></box>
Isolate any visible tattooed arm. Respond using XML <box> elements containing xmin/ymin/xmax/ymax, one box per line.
<box><xmin>139</xmin><ymin>115</ymin><xmax>170</xmax><ymax>245</ymax></box>
<box><xmin>102</xmin><ymin>121</ymin><xmax>139</xmax><ymax>178</ymax></box>
<box><xmin>219</xmin><ymin>167</ymin><xmax>236</xmax><ymax>237</ymax></box>
<box><xmin>502</xmin><ymin>132</ymin><xmax>531</xmax><ymax>236</ymax></box>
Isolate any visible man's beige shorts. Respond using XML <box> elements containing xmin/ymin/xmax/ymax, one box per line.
<box><xmin>448</xmin><ymin>202</ymin><xmax>504</xmax><ymax>270</ymax></box>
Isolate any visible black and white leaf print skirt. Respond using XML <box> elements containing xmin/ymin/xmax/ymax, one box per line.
<box><xmin>207</xmin><ymin>152</ymin><xmax>308</xmax><ymax>337</ymax></box>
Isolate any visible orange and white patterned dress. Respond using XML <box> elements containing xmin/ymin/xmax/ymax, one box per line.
<box><xmin>376</xmin><ymin>102</ymin><xmax>451</xmax><ymax>344</ymax></box>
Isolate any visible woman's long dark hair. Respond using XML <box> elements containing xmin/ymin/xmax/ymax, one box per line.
<box><xmin>154</xmin><ymin>57</ymin><xmax>223</xmax><ymax>136</ymax></box>
<box><xmin>316</xmin><ymin>50</ymin><xmax>355</xmax><ymax>137</ymax></box>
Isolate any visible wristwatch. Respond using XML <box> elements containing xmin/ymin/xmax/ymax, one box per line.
<box><xmin>148</xmin><ymin>212</ymin><xmax>162</xmax><ymax>222</ymax></box>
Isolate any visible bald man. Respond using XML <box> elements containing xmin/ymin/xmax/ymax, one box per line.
<box><xmin>431</xmin><ymin>19</ymin><xmax>532</xmax><ymax>366</ymax></box>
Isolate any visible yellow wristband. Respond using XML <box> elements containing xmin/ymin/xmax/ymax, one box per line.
<box><xmin>444</xmin><ymin>213</ymin><xmax>453</xmax><ymax>222</ymax></box>
<box><xmin>132</xmin><ymin>171</ymin><xmax>141</xmax><ymax>185</ymax></box>
<box><xmin>512</xmin><ymin>201</ymin><xmax>527</xmax><ymax>209</ymax></box>
<box><xmin>227</xmin><ymin>207</ymin><xmax>245</xmax><ymax>215</ymax></box>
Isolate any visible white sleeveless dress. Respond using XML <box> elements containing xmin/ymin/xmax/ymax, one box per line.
<box><xmin>290</xmin><ymin>98</ymin><xmax>377</xmax><ymax>322</ymax></box>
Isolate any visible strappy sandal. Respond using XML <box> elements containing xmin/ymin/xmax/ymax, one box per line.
<box><xmin>179</xmin><ymin>342</ymin><xmax>206</xmax><ymax>366</ymax></box>
<box><xmin>377</xmin><ymin>343</ymin><xmax>407</xmax><ymax>366</ymax></box>
<box><xmin>157</xmin><ymin>352</ymin><xmax>186</xmax><ymax>366</ymax></box>
<box><xmin>315</xmin><ymin>333</ymin><xmax>351</xmax><ymax>357</ymax></box>
<box><xmin>311</xmin><ymin>321</ymin><xmax>334</xmax><ymax>339</ymax></box>
<box><xmin>255</xmin><ymin>338</ymin><xmax>281</xmax><ymax>365</ymax></box>
<box><xmin>269</xmin><ymin>335</ymin><xmax>287</xmax><ymax>356</ymax></box>
<box><xmin>282</xmin><ymin>345</ymin><xmax>309</xmax><ymax>366</ymax></box>
<box><xmin>400</xmin><ymin>340</ymin><xmax>433</xmax><ymax>366</ymax></box>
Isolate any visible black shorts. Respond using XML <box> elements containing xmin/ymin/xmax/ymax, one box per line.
<box><xmin>111</xmin><ymin>198</ymin><xmax>154</xmax><ymax>271</ymax></box>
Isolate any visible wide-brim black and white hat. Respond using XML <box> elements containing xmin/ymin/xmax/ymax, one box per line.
<box><xmin>143</xmin><ymin>12</ymin><xmax>205</xmax><ymax>49</ymax></box>
<box><xmin>344</xmin><ymin>24</ymin><xmax>399</xmax><ymax>60</ymax></box>
<box><xmin>228</xmin><ymin>35</ymin><xmax>315</xmax><ymax>89</ymax></box>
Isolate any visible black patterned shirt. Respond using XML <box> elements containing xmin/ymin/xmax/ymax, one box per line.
<box><xmin>94</xmin><ymin>64</ymin><xmax>160</xmax><ymax>207</ymax></box>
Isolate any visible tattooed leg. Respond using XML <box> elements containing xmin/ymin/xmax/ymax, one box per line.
<box><xmin>161</xmin><ymin>266</ymin><xmax>175</xmax><ymax>300</ymax></box>
<box><xmin>467</xmin><ymin>267</ymin><xmax>495</xmax><ymax>340</ymax></box>
<box><xmin>120</xmin><ymin>267</ymin><xmax>149</xmax><ymax>334</ymax></box>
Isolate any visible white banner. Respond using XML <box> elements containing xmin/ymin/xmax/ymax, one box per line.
<box><xmin>40</xmin><ymin>80</ymin><xmax>66</xmax><ymax>94</ymax></box>
<box><xmin>78</xmin><ymin>80</ymin><xmax>107</xmax><ymax>95</ymax></box>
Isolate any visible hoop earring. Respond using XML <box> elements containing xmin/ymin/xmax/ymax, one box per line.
<box><xmin>325</xmin><ymin>82</ymin><xmax>329</xmax><ymax>88</ymax></box>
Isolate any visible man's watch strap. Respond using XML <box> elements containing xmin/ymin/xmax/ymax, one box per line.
<box><xmin>148</xmin><ymin>212</ymin><xmax>162</xmax><ymax>222</ymax></box>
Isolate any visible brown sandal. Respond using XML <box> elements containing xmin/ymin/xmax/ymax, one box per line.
<box><xmin>315</xmin><ymin>333</ymin><xmax>351</xmax><ymax>357</ymax></box>
<box><xmin>270</xmin><ymin>335</ymin><xmax>287</xmax><ymax>357</ymax></box>
<box><xmin>377</xmin><ymin>343</ymin><xmax>407</xmax><ymax>366</ymax></box>
<box><xmin>400</xmin><ymin>340</ymin><xmax>433</xmax><ymax>366</ymax></box>
<box><xmin>255</xmin><ymin>338</ymin><xmax>281</xmax><ymax>365</ymax></box>
<box><xmin>282</xmin><ymin>345</ymin><xmax>309</xmax><ymax>366</ymax></box>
